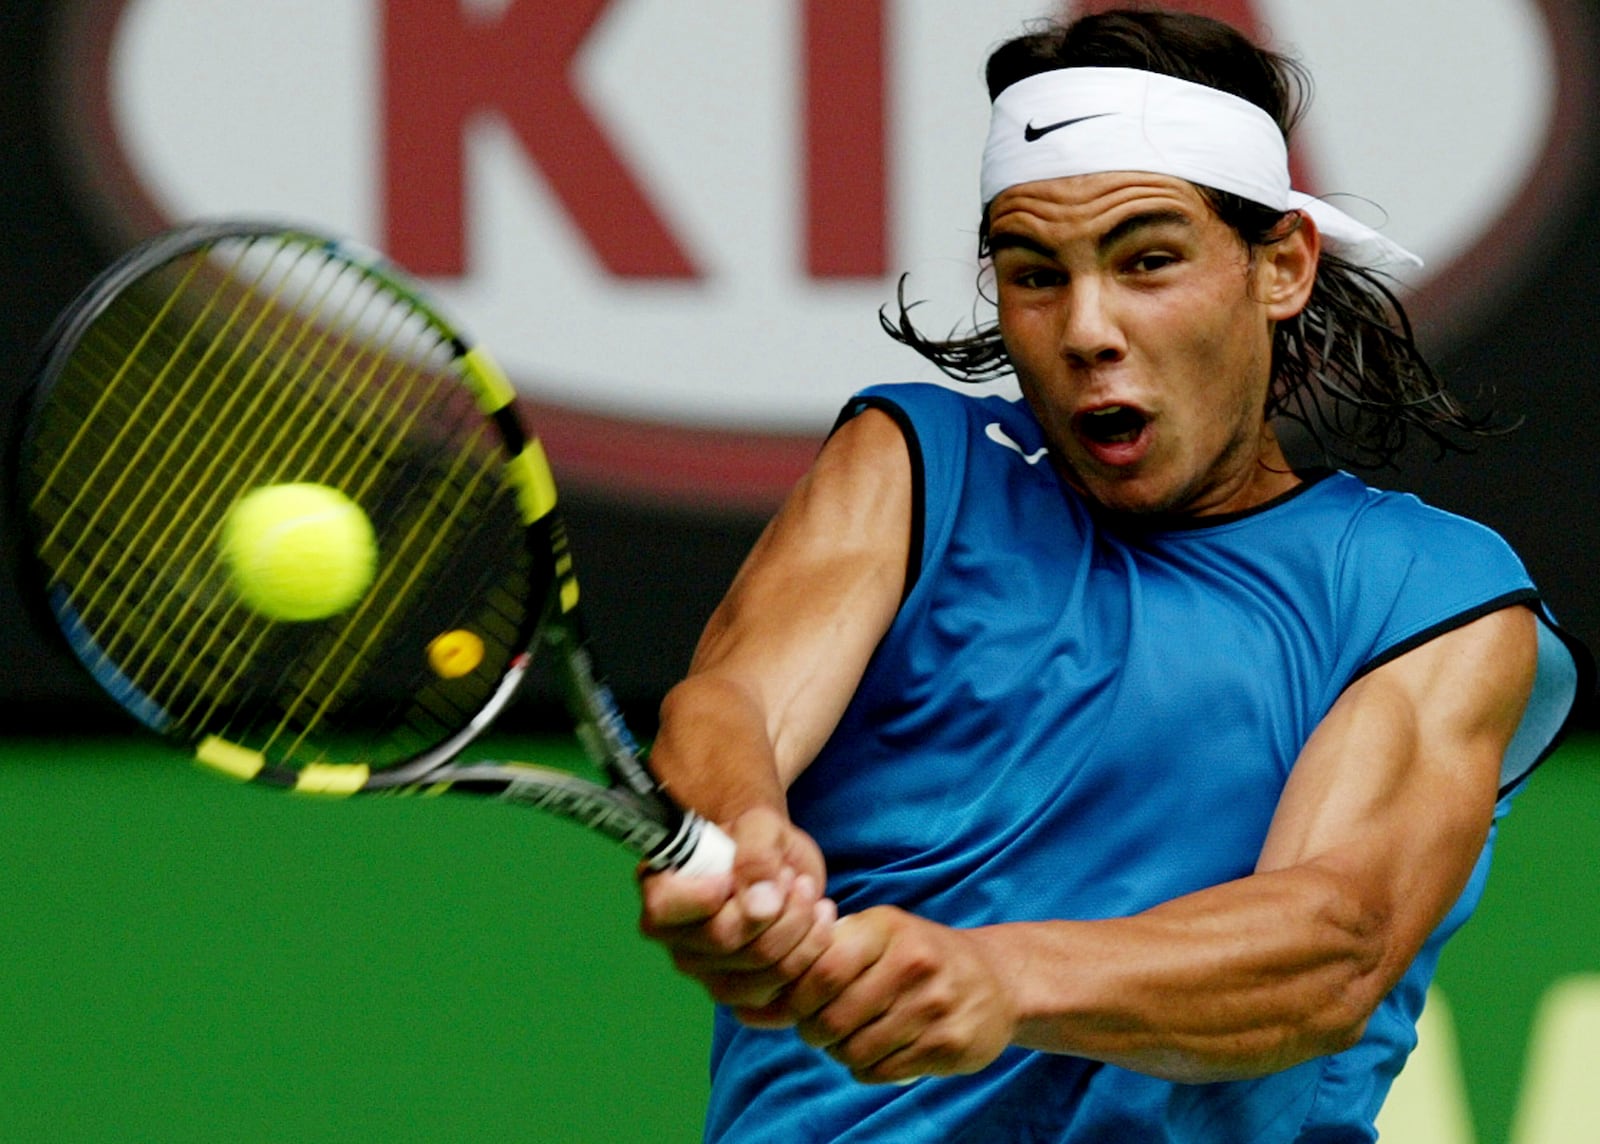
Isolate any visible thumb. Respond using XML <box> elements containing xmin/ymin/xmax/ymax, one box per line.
<box><xmin>727</xmin><ymin>805</ymin><xmax>798</xmax><ymax>921</ymax></box>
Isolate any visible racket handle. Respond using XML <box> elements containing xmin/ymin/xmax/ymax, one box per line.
<box><xmin>677</xmin><ymin>816</ymin><xmax>737</xmax><ymax>877</ymax></box>
<box><xmin>659</xmin><ymin>812</ymin><xmax>736</xmax><ymax>877</ymax></box>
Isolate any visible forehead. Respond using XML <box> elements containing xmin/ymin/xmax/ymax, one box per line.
<box><xmin>986</xmin><ymin>171</ymin><xmax>1220</xmax><ymax>244</ymax></box>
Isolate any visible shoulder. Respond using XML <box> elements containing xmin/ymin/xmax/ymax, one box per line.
<box><xmin>1316</xmin><ymin>477</ymin><xmax>1593</xmax><ymax>793</ymax></box>
<box><xmin>1311</xmin><ymin>474</ymin><xmax>1544</xmax><ymax>697</ymax></box>
<box><xmin>844</xmin><ymin>382</ymin><xmax>1031</xmax><ymax>430</ymax></box>
<box><xmin>1325</xmin><ymin>475</ymin><xmax>1531</xmax><ymax>593</ymax></box>
<box><xmin>841</xmin><ymin>382</ymin><xmax>1042</xmax><ymax>473</ymax></box>
<box><xmin>835</xmin><ymin>383</ymin><xmax>1074</xmax><ymax>598</ymax></box>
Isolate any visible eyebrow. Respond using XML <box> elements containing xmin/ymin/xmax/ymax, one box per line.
<box><xmin>989</xmin><ymin>209</ymin><xmax>1196</xmax><ymax>258</ymax></box>
<box><xmin>1100</xmin><ymin>209</ymin><xmax>1194</xmax><ymax>250</ymax></box>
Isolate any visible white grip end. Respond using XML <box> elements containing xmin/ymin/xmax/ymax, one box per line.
<box><xmin>674</xmin><ymin>818</ymin><xmax>736</xmax><ymax>877</ymax></box>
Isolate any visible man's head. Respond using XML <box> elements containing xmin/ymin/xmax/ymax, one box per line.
<box><xmin>985</xmin><ymin>21</ymin><xmax>1298</xmax><ymax>260</ymax></box>
<box><xmin>974</xmin><ymin>14</ymin><xmax>1337</xmax><ymax>515</ymax></box>
<box><xmin>986</xmin><ymin>166</ymin><xmax>1318</xmax><ymax>516</ymax></box>
<box><xmin>881</xmin><ymin>7</ymin><xmax>1500</xmax><ymax>475</ymax></box>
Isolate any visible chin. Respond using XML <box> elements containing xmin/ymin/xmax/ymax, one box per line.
<box><xmin>1094</xmin><ymin>492</ymin><xmax>1181</xmax><ymax>517</ymax></box>
<box><xmin>1073</xmin><ymin>472</ymin><xmax>1185</xmax><ymax>517</ymax></box>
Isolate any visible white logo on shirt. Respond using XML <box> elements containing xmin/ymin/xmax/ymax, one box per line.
<box><xmin>985</xmin><ymin>422</ymin><xmax>1048</xmax><ymax>465</ymax></box>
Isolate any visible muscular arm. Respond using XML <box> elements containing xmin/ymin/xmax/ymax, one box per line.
<box><xmin>637</xmin><ymin>408</ymin><xmax>912</xmax><ymax>1010</ymax></box>
<box><xmin>651</xmin><ymin>406</ymin><xmax>912</xmax><ymax>819</ymax></box>
<box><xmin>790</xmin><ymin>605</ymin><xmax>1538</xmax><ymax>1083</ymax></box>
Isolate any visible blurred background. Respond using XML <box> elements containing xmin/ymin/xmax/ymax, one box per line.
<box><xmin>0</xmin><ymin>1</ymin><xmax>1595</xmax><ymax>1141</ymax></box>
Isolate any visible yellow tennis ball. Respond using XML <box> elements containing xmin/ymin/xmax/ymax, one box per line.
<box><xmin>221</xmin><ymin>483</ymin><xmax>377</xmax><ymax>622</ymax></box>
<box><xmin>427</xmin><ymin>629</ymin><xmax>485</xmax><ymax>679</ymax></box>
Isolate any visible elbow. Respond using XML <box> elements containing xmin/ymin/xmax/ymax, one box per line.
<box><xmin>1154</xmin><ymin>999</ymin><xmax>1374</xmax><ymax>1086</ymax></box>
<box><xmin>1298</xmin><ymin>990</ymin><xmax>1375</xmax><ymax>1061</ymax></box>
<box><xmin>1260</xmin><ymin>875</ymin><xmax>1393</xmax><ymax>1072</ymax></box>
<box><xmin>1190</xmin><ymin>884</ymin><xmax>1391</xmax><ymax>1082</ymax></box>
<box><xmin>1313</xmin><ymin>870</ymin><xmax>1398</xmax><ymax>1037</ymax></box>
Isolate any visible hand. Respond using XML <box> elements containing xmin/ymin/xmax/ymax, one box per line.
<box><xmin>785</xmin><ymin>907</ymin><xmax>1016</xmax><ymax>1085</ymax></box>
<box><xmin>638</xmin><ymin>805</ymin><xmax>836</xmax><ymax>1021</ymax></box>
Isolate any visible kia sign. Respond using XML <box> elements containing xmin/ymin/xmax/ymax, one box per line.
<box><xmin>51</xmin><ymin>0</ymin><xmax>1594</xmax><ymax>510</ymax></box>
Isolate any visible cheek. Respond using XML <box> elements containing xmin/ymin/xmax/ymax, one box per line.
<box><xmin>996</xmin><ymin>298</ymin><xmax>1043</xmax><ymax>358</ymax></box>
<box><xmin>1182</xmin><ymin>332</ymin><xmax>1274</xmax><ymax>449</ymax></box>
<box><xmin>1143</xmin><ymin>312</ymin><xmax>1272</xmax><ymax>454</ymax></box>
<box><xmin>1166</xmin><ymin>290</ymin><xmax>1271</xmax><ymax>384</ymax></box>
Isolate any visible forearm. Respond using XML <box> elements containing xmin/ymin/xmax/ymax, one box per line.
<box><xmin>971</xmin><ymin>864</ymin><xmax>1389</xmax><ymax>1082</ymax></box>
<box><xmin>647</xmin><ymin>409</ymin><xmax>912</xmax><ymax>826</ymax></box>
<box><xmin>652</xmin><ymin>673</ymin><xmax>792</xmax><ymax>823</ymax></box>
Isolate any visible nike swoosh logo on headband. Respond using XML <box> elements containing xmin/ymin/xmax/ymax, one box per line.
<box><xmin>1022</xmin><ymin>113</ymin><xmax>1111</xmax><ymax>142</ymax></box>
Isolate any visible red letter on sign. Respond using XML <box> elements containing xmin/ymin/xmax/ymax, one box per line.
<box><xmin>381</xmin><ymin>0</ymin><xmax>699</xmax><ymax>279</ymax></box>
<box><xmin>804</xmin><ymin>0</ymin><xmax>888</xmax><ymax>278</ymax></box>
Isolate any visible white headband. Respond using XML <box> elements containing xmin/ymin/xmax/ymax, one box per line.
<box><xmin>981</xmin><ymin>68</ymin><xmax>1422</xmax><ymax>271</ymax></box>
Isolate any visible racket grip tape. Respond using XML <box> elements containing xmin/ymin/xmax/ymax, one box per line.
<box><xmin>656</xmin><ymin>813</ymin><xmax>736</xmax><ymax>877</ymax></box>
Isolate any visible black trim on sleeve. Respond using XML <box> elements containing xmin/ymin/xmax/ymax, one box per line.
<box><xmin>1345</xmin><ymin>589</ymin><xmax>1596</xmax><ymax>796</ymax></box>
<box><xmin>1347</xmin><ymin>589</ymin><xmax>1542</xmax><ymax>686</ymax></box>
<box><xmin>1535</xmin><ymin>612</ymin><xmax>1598</xmax><ymax>776</ymax></box>
<box><xmin>830</xmin><ymin>396</ymin><xmax>926</xmax><ymax>602</ymax></box>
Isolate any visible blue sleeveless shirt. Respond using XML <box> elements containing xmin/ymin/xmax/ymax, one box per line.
<box><xmin>704</xmin><ymin>383</ymin><xmax>1588</xmax><ymax>1143</ymax></box>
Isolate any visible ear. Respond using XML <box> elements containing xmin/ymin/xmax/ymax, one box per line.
<box><xmin>1256</xmin><ymin>212</ymin><xmax>1321</xmax><ymax>320</ymax></box>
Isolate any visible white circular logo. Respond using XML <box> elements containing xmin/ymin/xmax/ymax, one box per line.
<box><xmin>53</xmin><ymin>0</ymin><xmax>1595</xmax><ymax>507</ymax></box>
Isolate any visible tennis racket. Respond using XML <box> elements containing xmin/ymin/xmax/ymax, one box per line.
<box><xmin>17</xmin><ymin>219</ymin><xmax>733</xmax><ymax>877</ymax></box>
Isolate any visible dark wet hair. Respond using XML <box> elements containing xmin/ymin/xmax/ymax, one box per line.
<box><xmin>881</xmin><ymin>8</ymin><xmax>1506</xmax><ymax>467</ymax></box>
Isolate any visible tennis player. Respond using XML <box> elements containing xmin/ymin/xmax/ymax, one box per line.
<box><xmin>638</xmin><ymin>8</ymin><xmax>1594</xmax><ymax>1140</ymax></box>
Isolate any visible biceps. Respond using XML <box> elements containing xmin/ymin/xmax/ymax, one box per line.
<box><xmin>1257</xmin><ymin>607</ymin><xmax>1537</xmax><ymax>947</ymax></box>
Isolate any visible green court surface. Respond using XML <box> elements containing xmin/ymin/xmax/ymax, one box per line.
<box><xmin>0</xmin><ymin>735</ymin><xmax>712</xmax><ymax>1143</ymax></box>
<box><xmin>0</xmin><ymin>733</ymin><xmax>1595</xmax><ymax>1143</ymax></box>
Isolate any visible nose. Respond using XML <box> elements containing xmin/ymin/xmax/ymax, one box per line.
<box><xmin>1058</xmin><ymin>278</ymin><xmax>1126</xmax><ymax>367</ymax></box>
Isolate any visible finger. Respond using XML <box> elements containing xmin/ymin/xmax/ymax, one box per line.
<box><xmin>845</xmin><ymin>1016</ymin><xmax>988</xmax><ymax>1085</ymax></box>
<box><xmin>834</xmin><ymin>1019</ymin><xmax>919</xmax><ymax>1083</ymax></box>
<box><xmin>849</xmin><ymin>1039</ymin><xmax>933</xmax><ymax>1087</ymax></box>
<box><xmin>727</xmin><ymin>806</ymin><xmax>797</xmax><ymax>890</ymax></box>
<box><xmin>825</xmin><ymin>990</ymin><xmax>960</xmax><ymax>1083</ymax></box>
<box><xmin>671</xmin><ymin>875</ymin><xmax>830</xmax><ymax>974</ymax></box>
<box><xmin>787</xmin><ymin>911</ymin><xmax>887</xmax><ymax>1023</ymax></box>
<box><xmin>798</xmin><ymin>973</ymin><xmax>896</xmax><ymax>1054</ymax></box>
<box><xmin>638</xmin><ymin>868</ymin><xmax>735</xmax><ymax>931</ymax></box>
<box><xmin>724</xmin><ymin>896</ymin><xmax>842</xmax><ymax>1023</ymax></box>
<box><xmin>671</xmin><ymin>866</ymin><xmax>809</xmax><ymax>958</ymax></box>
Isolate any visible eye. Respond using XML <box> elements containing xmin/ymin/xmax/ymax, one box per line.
<box><xmin>1005</xmin><ymin>264</ymin><xmax>1067</xmax><ymax>290</ymax></box>
<box><xmin>1128</xmin><ymin>251</ymin><xmax>1179</xmax><ymax>274</ymax></box>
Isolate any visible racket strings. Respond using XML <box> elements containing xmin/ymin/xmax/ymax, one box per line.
<box><xmin>403</xmin><ymin>577</ymin><xmax>533</xmax><ymax>750</ymax></box>
<box><xmin>178</xmin><ymin>355</ymin><xmax>491</xmax><ymax>740</ymax></box>
<box><xmin>117</xmin><ymin>250</ymin><xmax>441</xmax><ymax>664</ymax></box>
<box><xmin>260</xmin><ymin>419</ymin><xmax>506</xmax><ymax>761</ymax></box>
<box><xmin>31</xmin><ymin>232</ymin><xmax>527</xmax><ymax>764</ymax></box>
<box><xmin>61</xmin><ymin>240</ymin><xmax>361</xmax><ymax>673</ymax></box>
<box><xmin>30</xmin><ymin>249</ymin><xmax>231</xmax><ymax>553</ymax></box>
<box><xmin>49</xmin><ymin>242</ymin><xmax>385</xmax><ymax>683</ymax></box>
<box><xmin>148</xmin><ymin>266</ymin><xmax>475</xmax><ymax>740</ymax></box>
<box><xmin>36</xmin><ymin>238</ymin><xmax>302</xmax><ymax>575</ymax></box>
<box><xmin>127</xmin><ymin>260</ymin><xmax>450</xmax><ymax>723</ymax></box>
<box><xmin>182</xmin><ymin>331</ymin><xmax>504</xmax><ymax>748</ymax></box>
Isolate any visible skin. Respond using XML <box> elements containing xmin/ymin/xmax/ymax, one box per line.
<box><xmin>988</xmin><ymin>173</ymin><xmax>1307</xmax><ymax>517</ymax></box>
<box><xmin>638</xmin><ymin>170</ymin><xmax>1538</xmax><ymax>1085</ymax></box>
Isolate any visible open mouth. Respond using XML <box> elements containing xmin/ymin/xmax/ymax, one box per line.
<box><xmin>1075</xmin><ymin>405</ymin><xmax>1149</xmax><ymax>446</ymax></box>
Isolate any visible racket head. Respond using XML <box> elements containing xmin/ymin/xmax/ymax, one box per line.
<box><xmin>19</xmin><ymin>221</ymin><xmax>567</xmax><ymax>788</ymax></box>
